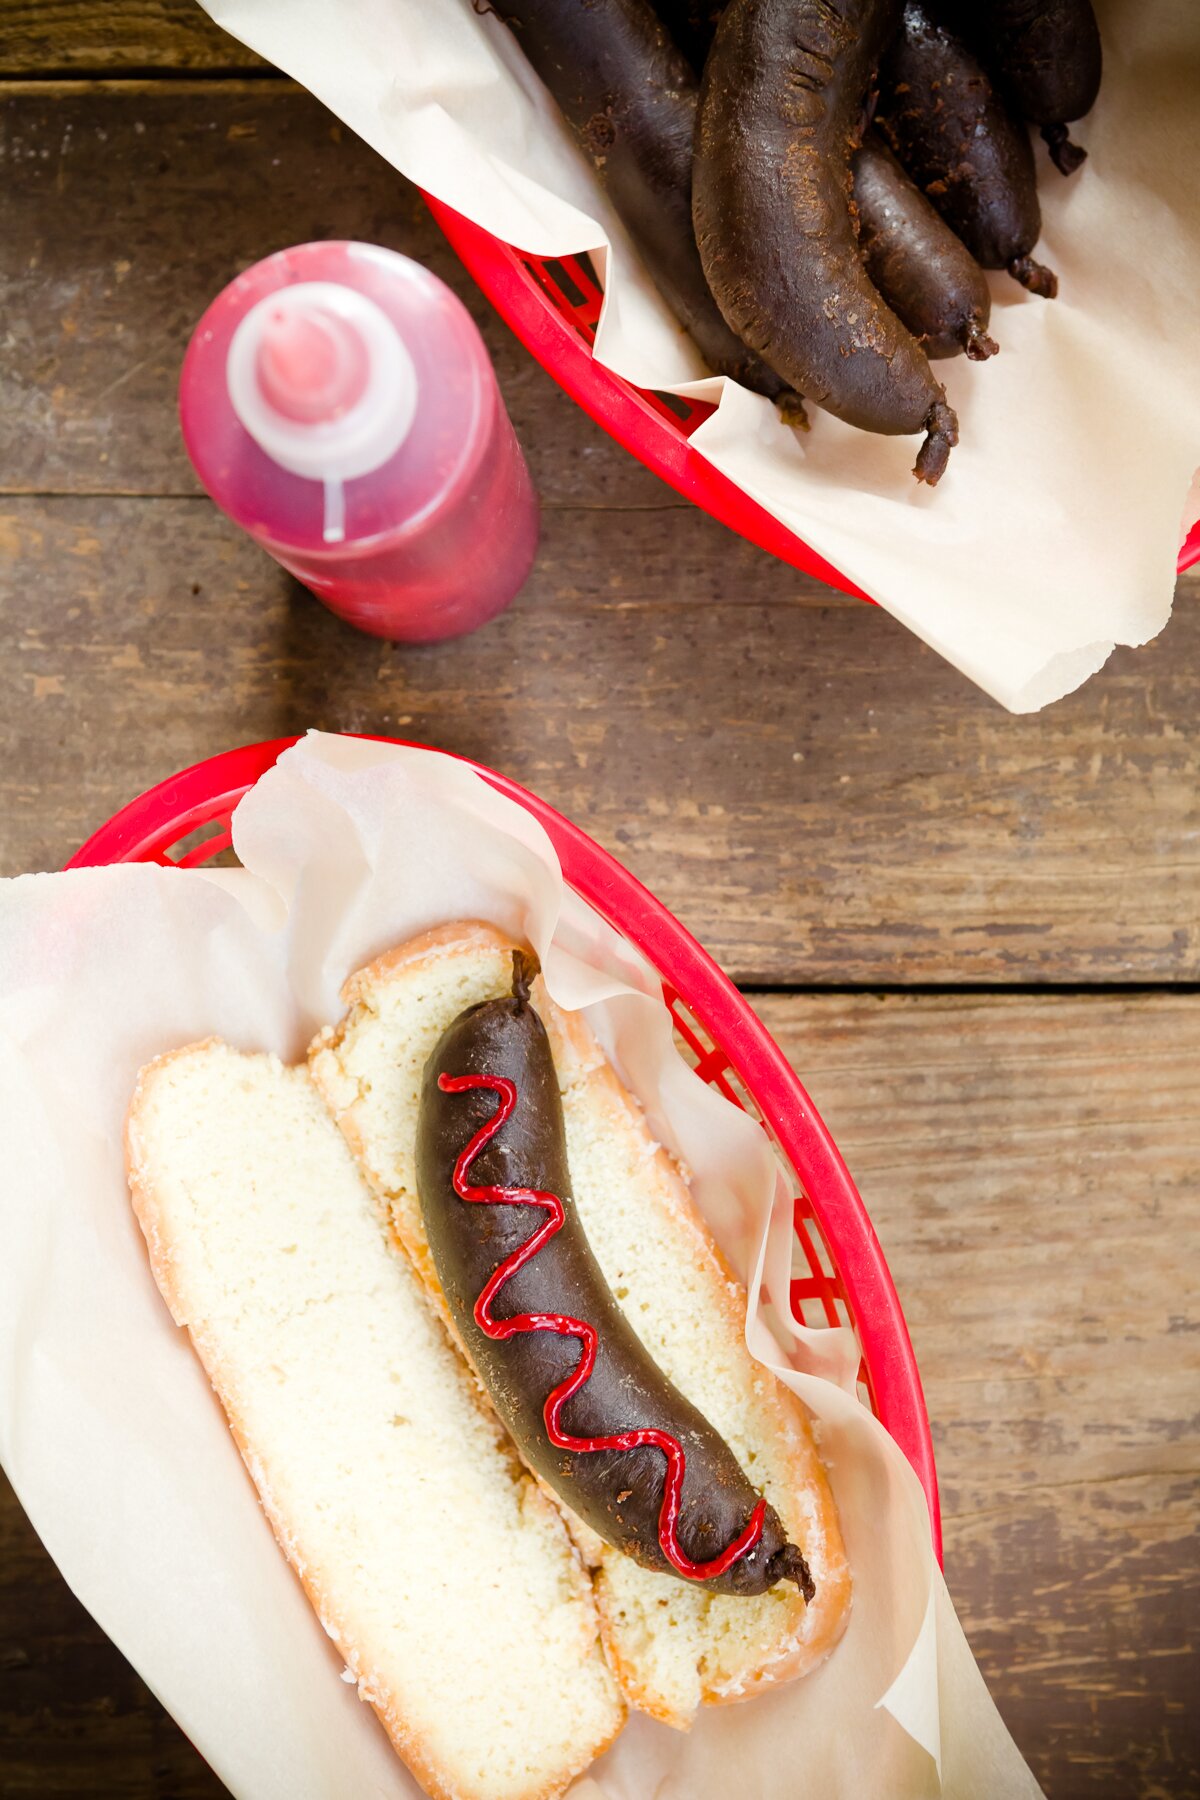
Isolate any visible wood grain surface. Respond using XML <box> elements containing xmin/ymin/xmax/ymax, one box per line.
<box><xmin>0</xmin><ymin>2</ymin><xmax>267</xmax><ymax>74</ymax></box>
<box><xmin>1</xmin><ymin>83</ymin><xmax>1197</xmax><ymax>984</ymax></box>
<box><xmin>0</xmin><ymin>83</ymin><xmax>659</xmax><ymax>509</ymax></box>
<box><xmin>1</xmin><ymin>20</ymin><xmax>1197</xmax><ymax>1800</ymax></box>
<box><xmin>764</xmin><ymin>993</ymin><xmax>1200</xmax><ymax>1800</ymax></box>
<box><xmin>1</xmin><ymin>491</ymin><xmax>1197</xmax><ymax>986</ymax></box>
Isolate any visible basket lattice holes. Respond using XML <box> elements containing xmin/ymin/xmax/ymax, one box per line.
<box><xmin>523</xmin><ymin>250</ymin><xmax>716</xmax><ymax>437</ymax></box>
<box><xmin>158</xmin><ymin>814</ymin><xmax>238</xmax><ymax>868</ymax></box>
<box><xmin>665</xmin><ymin>987</ymin><xmax>875</xmax><ymax>1413</ymax></box>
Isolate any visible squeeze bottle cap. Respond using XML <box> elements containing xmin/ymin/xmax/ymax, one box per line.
<box><xmin>226</xmin><ymin>281</ymin><xmax>418</xmax><ymax>499</ymax></box>
<box><xmin>255</xmin><ymin>306</ymin><xmax>370</xmax><ymax>423</ymax></box>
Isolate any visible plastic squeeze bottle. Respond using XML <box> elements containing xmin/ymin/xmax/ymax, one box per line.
<box><xmin>179</xmin><ymin>241</ymin><xmax>539</xmax><ymax>641</ymax></box>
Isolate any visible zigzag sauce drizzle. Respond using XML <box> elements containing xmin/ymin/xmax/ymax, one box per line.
<box><xmin>439</xmin><ymin>1069</ymin><xmax>767</xmax><ymax>1581</ymax></box>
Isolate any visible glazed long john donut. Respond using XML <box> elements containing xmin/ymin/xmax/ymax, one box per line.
<box><xmin>416</xmin><ymin>952</ymin><xmax>813</xmax><ymax>1598</ymax></box>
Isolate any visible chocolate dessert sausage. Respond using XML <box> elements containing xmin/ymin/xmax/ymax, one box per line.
<box><xmin>875</xmin><ymin>3</ymin><xmax>1058</xmax><ymax>297</ymax></box>
<box><xmin>960</xmin><ymin>0</ymin><xmax>1102</xmax><ymax>174</ymax></box>
<box><xmin>497</xmin><ymin>0</ymin><xmax>796</xmax><ymax>406</ymax></box>
<box><xmin>416</xmin><ymin>952</ymin><xmax>814</xmax><ymax>1599</ymax></box>
<box><xmin>853</xmin><ymin>133</ymin><xmax>998</xmax><ymax>361</ymax></box>
<box><xmin>692</xmin><ymin>0</ymin><xmax>959</xmax><ymax>484</ymax></box>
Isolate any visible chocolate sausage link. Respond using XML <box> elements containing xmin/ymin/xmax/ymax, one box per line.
<box><xmin>692</xmin><ymin>0</ymin><xmax>958</xmax><ymax>484</ymax></box>
<box><xmin>853</xmin><ymin>133</ymin><xmax>999</xmax><ymax>361</ymax></box>
<box><xmin>875</xmin><ymin>3</ymin><xmax>1058</xmax><ymax>297</ymax></box>
<box><xmin>416</xmin><ymin>953</ymin><xmax>813</xmax><ymax>1599</ymax></box>
<box><xmin>497</xmin><ymin>0</ymin><xmax>798</xmax><ymax>406</ymax></box>
<box><xmin>952</xmin><ymin>0</ymin><xmax>1102</xmax><ymax>176</ymax></box>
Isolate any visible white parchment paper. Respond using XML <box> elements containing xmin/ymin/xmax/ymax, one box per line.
<box><xmin>195</xmin><ymin>0</ymin><xmax>1200</xmax><ymax>711</ymax></box>
<box><xmin>0</xmin><ymin>734</ymin><xmax>1042</xmax><ymax>1797</ymax></box>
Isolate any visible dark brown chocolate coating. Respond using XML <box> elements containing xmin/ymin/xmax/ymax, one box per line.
<box><xmin>415</xmin><ymin>959</ymin><xmax>813</xmax><ymax>1599</ymax></box>
<box><xmin>853</xmin><ymin>133</ymin><xmax>998</xmax><ymax>361</ymax></box>
<box><xmin>497</xmin><ymin>0</ymin><xmax>791</xmax><ymax>401</ymax></box>
<box><xmin>956</xmin><ymin>0</ymin><xmax>1101</xmax><ymax>173</ymax></box>
<box><xmin>875</xmin><ymin>4</ymin><xmax>1058</xmax><ymax>295</ymax></box>
<box><xmin>692</xmin><ymin>0</ymin><xmax>958</xmax><ymax>484</ymax></box>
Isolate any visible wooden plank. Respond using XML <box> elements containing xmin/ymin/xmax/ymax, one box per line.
<box><xmin>1</xmin><ymin>494</ymin><xmax>1197</xmax><ymax>986</ymax></box>
<box><xmin>0</xmin><ymin>2</ymin><xmax>268</xmax><ymax>74</ymax></box>
<box><xmin>2</xmin><ymin>995</ymin><xmax>1194</xmax><ymax>1796</ymax></box>
<box><xmin>756</xmin><ymin>991</ymin><xmax>1200</xmax><ymax>1800</ymax></box>
<box><xmin>0</xmin><ymin>83</ymin><xmax>673</xmax><ymax>511</ymax></box>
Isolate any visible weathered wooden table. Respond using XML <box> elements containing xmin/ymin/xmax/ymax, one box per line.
<box><xmin>1</xmin><ymin>8</ymin><xmax>1197</xmax><ymax>1796</ymax></box>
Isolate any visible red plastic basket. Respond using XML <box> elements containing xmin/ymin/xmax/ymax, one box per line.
<box><xmin>69</xmin><ymin>737</ymin><xmax>941</xmax><ymax>1559</ymax></box>
<box><xmin>424</xmin><ymin>195</ymin><xmax>1200</xmax><ymax>588</ymax></box>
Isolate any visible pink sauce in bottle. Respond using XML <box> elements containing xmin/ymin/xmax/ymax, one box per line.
<box><xmin>179</xmin><ymin>241</ymin><xmax>539</xmax><ymax>642</ymax></box>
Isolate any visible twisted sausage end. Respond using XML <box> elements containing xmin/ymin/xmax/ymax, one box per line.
<box><xmin>1008</xmin><ymin>254</ymin><xmax>1059</xmax><ymax>299</ymax></box>
<box><xmin>913</xmin><ymin>395</ymin><xmax>958</xmax><ymax>486</ymax></box>
<box><xmin>964</xmin><ymin>319</ymin><xmax>999</xmax><ymax>361</ymax></box>
<box><xmin>767</xmin><ymin>1541</ymin><xmax>816</xmax><ymax>1603</ymax></box>
<box><xmin>511</xmin><ymin>948</ymin><xmax>541</xmax><ymax>1012</ymax></box>
<box><xmin>1042</xmin><ymin>123</ymin><xmax>1088</xmax><ymax>177</ymax></box>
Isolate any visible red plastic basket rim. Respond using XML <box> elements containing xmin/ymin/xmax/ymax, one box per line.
<box><xmin>68</xmin><ymin>736</ymin><xmax>941</xmax><ymax>1560</ymax></box>
<box><xmin>423</xmin><ymin>194</ymin><xmax>1200</xmax><ymax>587</ymax></box>
<box><xmin>422</xmin><ymin>196</ymin><xmax>867</xmax><ymax>598</ymax></box>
